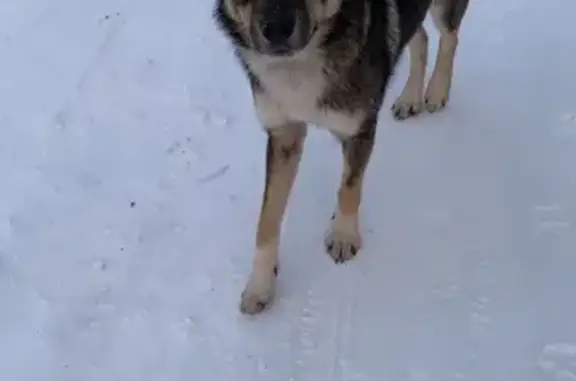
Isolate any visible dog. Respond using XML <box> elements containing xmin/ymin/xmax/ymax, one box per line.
<box><xmin>213</xmin><ymin>0</ymin><xmax>470</xmax><ymax>314</ymax></box>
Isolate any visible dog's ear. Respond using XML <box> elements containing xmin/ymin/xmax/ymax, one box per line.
<box><xmin>222</xmin><ymin>0</ymin><xmax>255</xmax><ymax>25</ymax></box>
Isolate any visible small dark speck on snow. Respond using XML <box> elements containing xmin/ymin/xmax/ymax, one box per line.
<box><xmin>197</xmin><ymin>165</ymin><xmax>230</xmax><ymax>183</ymax></box>
<box><xmin>100</xmin><ymin>12</ymin><xmax>121</xmax><ymax>23</ymax></box>
<box><xmin>130</xmin><ymin>201</ymin><xmax>136</xmax><ymax>208</ymax></box>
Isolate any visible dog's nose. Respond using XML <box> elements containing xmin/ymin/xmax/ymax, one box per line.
<box><xmin>261</xmin><ymin>10</ymin><xmax>296</xmax><ymax>46</ymax></box>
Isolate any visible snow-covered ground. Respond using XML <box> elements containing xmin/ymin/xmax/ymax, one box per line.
<box><xmin>1</xmin><ymin>0</ymin><xmax>576</xmax><ymax>380</ymax></box>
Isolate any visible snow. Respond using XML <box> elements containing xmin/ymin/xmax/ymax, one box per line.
<box><xmin>1</xmin><ymin>0</ymin><xmax>575</xmax><ymax>380</ymax></box>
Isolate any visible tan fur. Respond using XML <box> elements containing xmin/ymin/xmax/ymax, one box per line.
<box><xmin>224</xmin><ymin>0</ymin><xmax>253</xmax><ymax>29</ymax></box>
<box><xmin>307</xmin><ymin>0</ymin><xmax>343</xmax><ymax>20</ymax></box>
<box><xmin>323</xmin><ymin>161</ymin><xmax>364</xmax><ymax>262</ymax></box>
<box><xmin>255</xmin><ymin>125</ymin><xmax>306</xmax><ymax>248</ymax></box>
<box><xmin>338</xmin><ymin>176</ymin><xmax>362</xmax><ymax>216</ymax></box>
<box><xmin>391</xmin><ymin>27</ymin><xmax>429</xmax><ymax>119</ymax></box>
<box><xmin>425</xmin><ymin>28</ymin><xmax>458</xmax><ymax>112</ymax></box>
<box><xmin>392</xmin><ymin>2</ymin><xmax>464</xmax><ymax>120</ymax></box>
<box><xmin>240</xmin><ymin>123</ymin><xmax>307</xmax><ymax>314</ymax></box>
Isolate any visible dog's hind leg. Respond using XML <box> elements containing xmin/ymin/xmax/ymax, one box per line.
<box><xmin>325</xmin><ymin>117</ymin><xmax>376</xmax><ymax>264</ymax></box>
<box><xmin>425</xmin><ymin>0</ymin><xmax>470</xmax><ymax>112</ymax></box>
<box><xmin>391</xmin><ymin>27</ymin><xmax>429</xmax><ymax>120</ymax></box>
<box><xmin>240</xmin><ymin>123</ymin><xmax>307</xmax><ymax>315</ymax></box>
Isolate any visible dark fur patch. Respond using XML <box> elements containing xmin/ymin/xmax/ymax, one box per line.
<box><xmin>213</xmin><ymin>2</ymin><xmax>249</xmax><ymax>49</ymax></box>
<box><xmin>319</xmin><ymin>0</ymin><xmax>385</xmax><ymax>114</ymax></box>
<box><xmin>397</xmin><ymin>0</ymin><xmax>434</xmax><ymax>47</ymax></box>
<box><xmin>213</xmin><ymin>3</ymin><xmax>263</xmax><ymax>91</ymax></box>
<box><xmin>317</xmin><ymin>0</ymin><xmax>433</xmax><ymax>116</ymax></box>
<box><xmin>444</xmin><ymin>0</ymin><xmax>470</xmax><ymax>32</ymax></box>
<box><xmin>261</xmin><ymin>133</ymin><xmax>275</xmax><ymax>206</ymax></box>
<box><xmin>261</xmin><ymin>130</ymin><xmax>302</xmax><ymax>205</ymax></box>
<box><xmin>281</xmin><ymin>142</ymin><xmax>299</xmax><ymax>161</ymax></box>
<box><xmin>238</xmin><ymin>56</ymin><xmax>262</xmax><ymax>90</ymax></box>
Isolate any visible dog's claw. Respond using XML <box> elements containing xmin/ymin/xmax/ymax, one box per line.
<box><xmin>324</xmin><ymin>229</ymin><xmax>361</xmax><ymax>264</ymax></box>
<box><xmin>240</xmin><ymin>290</ymin><xmax>273</xmax><ymax>315</ymax></box>
<box><xmin>391</xmin><ymin>100</ymin><xmax>424</xmax><ymax>121</ymax></box>
<box><xmin>239</xmin><ymin>268</ymin><xmax>276</xmax><ymax>315</ymax></box>
<box><xmin>424</xmin><ymin>97</ymin><xmax>447</xmax><ymax>113</ymax></box>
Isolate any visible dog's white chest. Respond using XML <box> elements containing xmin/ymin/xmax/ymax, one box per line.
<box><xmin>249</xmin><ymin>58</ymin><xmax>362</xmax><ymax>137</ymax></box>
<box><xmin>255</xmin><ymin>61</ymin><xmax>325</xmax><ymax>122</ymax></box>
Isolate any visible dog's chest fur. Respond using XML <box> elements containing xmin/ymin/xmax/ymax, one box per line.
<box><xmin>246</xmin><ymin>54</ymin><xmax>364</xmax><ymax>137</ymax></box>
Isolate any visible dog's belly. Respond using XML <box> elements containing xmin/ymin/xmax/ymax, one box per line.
<box><xmin>252</xmin><ymin>62</ymin><xmax>364</xmax><ymax>137</ymax></box>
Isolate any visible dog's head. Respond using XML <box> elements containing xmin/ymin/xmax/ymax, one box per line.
<box><xmin>215</xmin><ymin>0</ymin><xmax>343</xmax><ymax>57</ymax></box>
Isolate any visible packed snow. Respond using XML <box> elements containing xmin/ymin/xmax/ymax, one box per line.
<box><xmin>1</xmin><ymin>0</ymin><xmax>576</xmax><ymax>380</ymax></box>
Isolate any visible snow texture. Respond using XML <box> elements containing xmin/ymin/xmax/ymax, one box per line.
<box><xmin>1</xmin><ymin>0</ymin><xmax>576</xmax><ymax>380</ymax></box>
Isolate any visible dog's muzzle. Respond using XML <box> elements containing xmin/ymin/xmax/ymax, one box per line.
<box><xmin>253</xmin><ymin>0</ymin><xmax>310</xmax><ymax>56</ymax></box>
<box><xmin>261</xmin><ymin>6</ymin><xmax>296</xmax><ymax>47</ymax></box>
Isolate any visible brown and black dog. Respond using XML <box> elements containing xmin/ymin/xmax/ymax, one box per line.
<box><xmin>214</xmin><ymin>0</ymin><xmax>470</xmax><ymax>314</ymax></box>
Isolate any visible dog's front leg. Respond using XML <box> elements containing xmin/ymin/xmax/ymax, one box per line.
<box><xmin>392</xmin><ymin>27</ymin><xmax>429</xmax><ymax>120</ymax></box>
<box><xmin>325</xmin><ymin>116</ymin><xmax>376</xmax><ymax>263</ymax></box>
<box><xmin>240</xmin><ymin>123</ymin><xmax>307</xmax><ymax>315</ymax></box>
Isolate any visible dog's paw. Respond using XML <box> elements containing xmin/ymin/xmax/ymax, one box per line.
<box><xmin>239</xmin><ymin>268</ymin><xmax>277</xmax><ymax>315</ymax></box>
<box><xmin>324</xmin><ymin>227</ymin><xmax>362</xmax><ymax>264</ymax></box>
<box><xmin>391</xmin><ymin>96</ymin><xmax>424</xmax><ymax>121</ymax></box>
<box><xmin>424</xmin><ymin>78</ymin><xmax>449</xmax><ymax>113</ymax></box>
<box><xmin>424</xmin><ymin>95</ymin><xmax>447</xmax><ymax>113</ymax></box>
